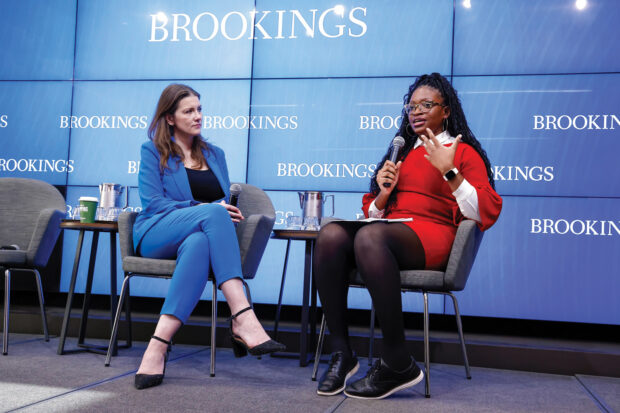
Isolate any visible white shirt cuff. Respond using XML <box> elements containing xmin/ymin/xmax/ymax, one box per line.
<box><xmin>452</xmin><ymin>178</ymin><xmax>481</xmax><ymax>222</ymax></box>
<box><xmin>368</xmin><ymin>199</ymin><xmax>385</xmax><ymax>218</ymax></box>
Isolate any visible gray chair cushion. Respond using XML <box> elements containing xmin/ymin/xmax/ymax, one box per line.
<box><xmin>122</xmin><ymin>256</ymin><xmax>176</xmax><ymax>276</ymax></box>
<box><xmin>349</xmin><ymin>269</ymin><xmax>446</xmax><ymax>291</ymax></box>
<box><xmin>0</xmin><ymin>250</ymin><xmax>27</xmax><ymax>266</ymax></box>
<box><xmin>399</xmin><ymin>270</ymin><xmax>446</xmax><ymax>290</ymax></box>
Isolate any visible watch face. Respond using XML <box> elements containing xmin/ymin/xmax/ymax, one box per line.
<box><xmin>444</xmin><ymin>169</ymin><xmax>457</xmax><ymax>181</ymax></box>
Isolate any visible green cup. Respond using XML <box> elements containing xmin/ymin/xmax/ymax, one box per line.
<box><xmin>79</xmin><ymin>196</ymin><xmax>98</xmax><ymax>223</ymax></box>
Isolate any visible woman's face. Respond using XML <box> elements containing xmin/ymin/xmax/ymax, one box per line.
<box><xmin>166</xmin><ymin>95</ymin><xmax>202</xmax><ymax>140</ymax></box>
<box><xmin>407</xmin><ymin>86</ymin><xmax>450</xmax><ymax>136</ymax></box>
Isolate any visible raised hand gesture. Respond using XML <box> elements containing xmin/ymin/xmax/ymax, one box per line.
<box><xmin>419</xmin><ymin>128</ymin><xmax>461</xmax><ymax>175</ymax></box>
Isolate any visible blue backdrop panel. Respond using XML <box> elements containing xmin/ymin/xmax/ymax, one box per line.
<box><xmin>456</xmin><ymin>195</ymin><xmax>620</xmax><ymax>324</ymax></box>
<box><xmin>2</xmin><ymin>0</ymin><xmax>619</xmax><ymax>326</ymax></box>
<box><xmin>454</xmin><ymin>74</ymin><xmax>620</xmax><ymax>197</ymax></box>
<box><xmin>453</xmin><ymin>0</ymin><xmax>620</xmax><ymax>76</ymax></box>
<box><xmin>0</xmin><ymin>82</ymin><xmax>72</xmax><ymax>185</ymax></box>
<box><xmin>252</xmin><ymin>0</ymin><xmax>452</xmax><ymax>78</ymax></box>
<box><xmin>247</xmin><ymin>77</ymin><xmax>415</xmax><ymax>192</ymax></box>
<box><xmin>75</xmin><ymin>0</ymin><xmax>254</xmax><ymax>80</ymax></box>
<box><xmin>0</xmin><ymin>0</ymin><xmax>76</xmax><ymax>80</ymax></box>
<box><xmin>67</xmin><ymin>80</ymin><xmax>250</xmax><ymax>186</ymax></box>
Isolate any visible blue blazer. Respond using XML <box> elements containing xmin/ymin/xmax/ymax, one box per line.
<box><xmin>133</xmin><ymin>139</ymin><xmax>231</xmax><ymax>250</ymax></box>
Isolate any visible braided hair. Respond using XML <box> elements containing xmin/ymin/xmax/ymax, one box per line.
<box><xmin>369</xmin><ymin>73</ymin><xmax>495</xmax><ymax>213</ymax></box>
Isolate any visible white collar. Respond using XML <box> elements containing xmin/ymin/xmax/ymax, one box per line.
<box><xmin>413</xmin><ymin>130</ymin><xmax>455</xmax><ymax>149</ymax></box>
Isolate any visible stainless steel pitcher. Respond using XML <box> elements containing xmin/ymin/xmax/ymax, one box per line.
<box><xmin>298</xmin><ymin>191</ymin><xmax>334</xmax><ymax>222</ymax></box>
<box><xmin>99</xmin><ymin>183</ymin><xmax>124</xmax><ymax>209</ymax></box>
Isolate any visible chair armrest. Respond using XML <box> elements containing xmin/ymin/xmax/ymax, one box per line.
<box><xmin>443</xmin><ymin>220</ymin><xmax>484</xmax><ymax>291</ymax></box>
<box><xmin>27</xmin><ymin>208</ymin><xmax>64</xmax><ymax>267</ymax></box>
<box><xmin>118</xmin><ymin>211</ymin><xmax>138</xmax><ymax>259</ymax></box>
<box><xmin>236</xmin><ymin>213</ymin><xmax>275</xmax><ymax>279</ymax></box>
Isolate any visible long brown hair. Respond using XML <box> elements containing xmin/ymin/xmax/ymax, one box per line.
<box><xmin>148</xmin><ymin>84</ymin><xmax>208</xmax><ymax>171</ymax></box>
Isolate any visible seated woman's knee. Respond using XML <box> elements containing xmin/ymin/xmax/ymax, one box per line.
<box><xmin>194</xmin><ymin>202</ymin><xmax>231</xmax><ymax>222</ymax></box>
<box><xmin>317</xmin><ymin>222</ymin><xmax>349</xmax><ymax>248</ymax></box>
<box><xmin>179</xmin><ymin>231</ymin><xmax>209</xmax><ymax>255</ymax></box>
<box><xmin>354</xmin><ymin>224</ymin><xmax>387</xmax><ymax>255</ymax></box>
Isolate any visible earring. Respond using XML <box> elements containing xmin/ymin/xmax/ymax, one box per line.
<box><xmin>443</xmin><ymin>118</ymin><xmax>448</xmax><ymax>132</ymax></box>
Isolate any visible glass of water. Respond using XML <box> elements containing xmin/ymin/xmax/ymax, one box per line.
<box><xmin>286</xmin><ymin>215</ymin><xmax>303</xmax><ymax>230</ymax></box>
<box><xmin>72</xmin><ymin>205</ymin><xmax>85</xmax><ymax>220</ymax></box>
<box><xmin>303</xmin><ymin>216</ymin><xmax>319</xmax><ymax>231</ymax></box>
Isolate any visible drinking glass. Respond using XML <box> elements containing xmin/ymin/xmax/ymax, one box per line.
<box><xmin>106</xmin><ymin>207</ymin><xmax>122</xmax><ymax>221</ymax></box>
<box><xmin>286</xmin><ymin>215</ymin><xmax>303</xmax><ymax>230</ymax></box>
<box><xmin>303</xmin><ymin>216</ymin><xmax>319</xmax><ymax>231</ymax></box>
<box><xmin>72</xmin><ymin>205</ymin><xmax>85</xmax><ymax>220</ymax></box>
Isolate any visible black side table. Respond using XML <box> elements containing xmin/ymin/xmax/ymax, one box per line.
<box><xmin>57</xmin><ymin>220</ymin><xmax>131</xmax><ymax>355</ymax></box>
<box><xmin>271</xmin><ymin>229</ymin><xmax>319</xmax><ymax>367</ymax></box>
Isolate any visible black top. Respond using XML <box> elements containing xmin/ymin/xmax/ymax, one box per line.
<box><xmin>185</xmin><ymin>167</ymin><xmax>225</xmax><ymax>203</ymax></box>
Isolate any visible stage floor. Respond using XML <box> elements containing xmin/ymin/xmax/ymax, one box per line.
<box><xmin>1</xmin><ymin>333</ymin><xmax>618</xmax><ymax>412</ymax></box>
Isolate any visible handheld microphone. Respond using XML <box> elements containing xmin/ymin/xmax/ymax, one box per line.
<box><xmin>383</xmin><ymin>136</ymin><xmax>405</xmax><ymax>188</ymax></box>
<box><xmin>229</xmin><ymin>183</ymin><xmax>242</xmax><ymax>207</ymax></box>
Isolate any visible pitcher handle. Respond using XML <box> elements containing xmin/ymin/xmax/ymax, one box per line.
<box><xmin>325</xmin><ymin>194</ymin><xmax>335</xmax><ymax>217</ymax></box>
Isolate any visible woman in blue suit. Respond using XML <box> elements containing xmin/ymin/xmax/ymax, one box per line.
<box><xmin>133</xmin><ymin>84</ymin><xmax>284</xmax><ymax>390</ymax></box>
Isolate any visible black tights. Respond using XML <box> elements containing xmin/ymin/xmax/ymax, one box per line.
<box><xmin>313</xmin><ymin>222</ymin><xmax>425</xmax><ymax>371</ymax></box>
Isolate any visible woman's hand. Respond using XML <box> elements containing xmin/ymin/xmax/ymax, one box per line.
<box><xmin>420</xmin><ymin>128</ymin><xmax>461</xmax><ymax>175</ymax></box>
<box><xmin>218</xmin><ymin>200</ymin><xmax>244</xmax><ymax>223</ymax></box>
<box><xmin>376</xmin><ymin>160</ymin><xmax>402</xmax><ymax>195</ymax></box>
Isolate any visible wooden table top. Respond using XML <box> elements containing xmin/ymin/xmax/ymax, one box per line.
<box><xmin>272</xmin><ymin>228</ymin><xmax>319</xmax><ymax>240</ymax></box>
<box><xmin>60</xmin><ymin>219</ymin><xmax>118</xmax><ymax>232</ymax></box>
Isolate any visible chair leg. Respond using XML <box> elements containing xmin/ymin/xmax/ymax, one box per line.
<box><xmin>274</xmin><ymin>239</ymin><xmax>291</xmax><ymax>341</ymax></box>
<box><xmin>33</xmin><ymin>269</ymin><xmax>49</xmax><ymax>342</ymax></box>
<box><xmin>210</xmin><ymin>280</ymin><xmax>217</xmax><ymax>377</ymax></box>
<box><xmin>423</xmin><ymin>291</ymin><xmax>431</xmax><ymax>398</ymax></box>
<box><xmin>368</xmin><ymin>304</ymin><xmax>376</xmax><ymax>366</ymax></box>
<box><xmin>311</xmin><ymin>313</ymin><xmax>326</xmax><ymax>381</ymax></box>
<box><xmin>105</xmin><ymin>274</ymin><xmax>131</xmax><ymax>366</ymax></box>
<box><xmin>124</xmin><ymin>282</ymin><xmax>132</xmax><ymax>348</ymax></box>
<box><xmin>448</xmin><ymin>292</ymin><xmax>471</xmax><ymax>379</ymax></box>
<box><xmin>3</xmin><ymin>269</ymin><xmax>10</xmax><ymax>355</ymax></box>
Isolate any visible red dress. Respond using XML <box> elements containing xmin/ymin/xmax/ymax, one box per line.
<box><xmin>362</xmin><ymin>143</ymin><xmax>502</xmax><ymax>270</ymax></box>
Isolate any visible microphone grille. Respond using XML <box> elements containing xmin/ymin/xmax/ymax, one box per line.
<box><xmin>393</xmin><ymin>136</ymin><xmax>405</xmax><ymax>148</ymax></box>
<box><xmin>230</xmin><ymin>183</ymin><xmax>242</xmax><ymax>196</ymax></box>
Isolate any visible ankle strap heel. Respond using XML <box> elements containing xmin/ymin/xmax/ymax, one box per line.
<box><xmin>228</xmin><ymin>306</ymin><xmax>253</xmax><ymax>322</ymax></box>
<box><xmin>135</xmin><ymin>335</ymin><xmax>173</xmax><ymax>390</ymax></box>
<box><xmin>151</xmin><ymin>335</ymin><xmax>172</xmax><ymax>353</ymax></box>
<box><xmin>228</xmin><ymin>306</ymin><xmax>286</xmax><ymax>358</ymax></box>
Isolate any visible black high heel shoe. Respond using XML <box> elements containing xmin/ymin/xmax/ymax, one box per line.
<box><xmin>229</xmin><ymin>306</ymin><xmax>286</xmax><ymax>357</ymax></box>
<box><xmin>134</xmin><ymin>335</ymin><xmax>172</xmax><ymax>390</ymax></box>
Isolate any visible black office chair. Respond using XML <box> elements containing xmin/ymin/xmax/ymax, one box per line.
<box><xmin>0</xmin><ymin>178</ymin><xmax>65</xmax><ymax>355</ymax></box>
<box><xmin>104</xmin><ymin>183</ymin><xmax>276</xmax><ymax>377</ymax></box>
<box><xmin>312</xmin><ymin>220</ymin><xmax>484</xmax><ymax>398</ymax></box>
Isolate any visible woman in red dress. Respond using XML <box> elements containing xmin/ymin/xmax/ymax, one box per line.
<box><xmin>313</xmin><ymin>73</ymin><xmax>502</xmax><ymax>399</ymax></box>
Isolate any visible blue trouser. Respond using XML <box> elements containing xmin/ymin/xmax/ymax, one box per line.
<box><xmin>138</xmin><ymin>203</ymin><xmax>242</xmax><ymax>323</ymax></box>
